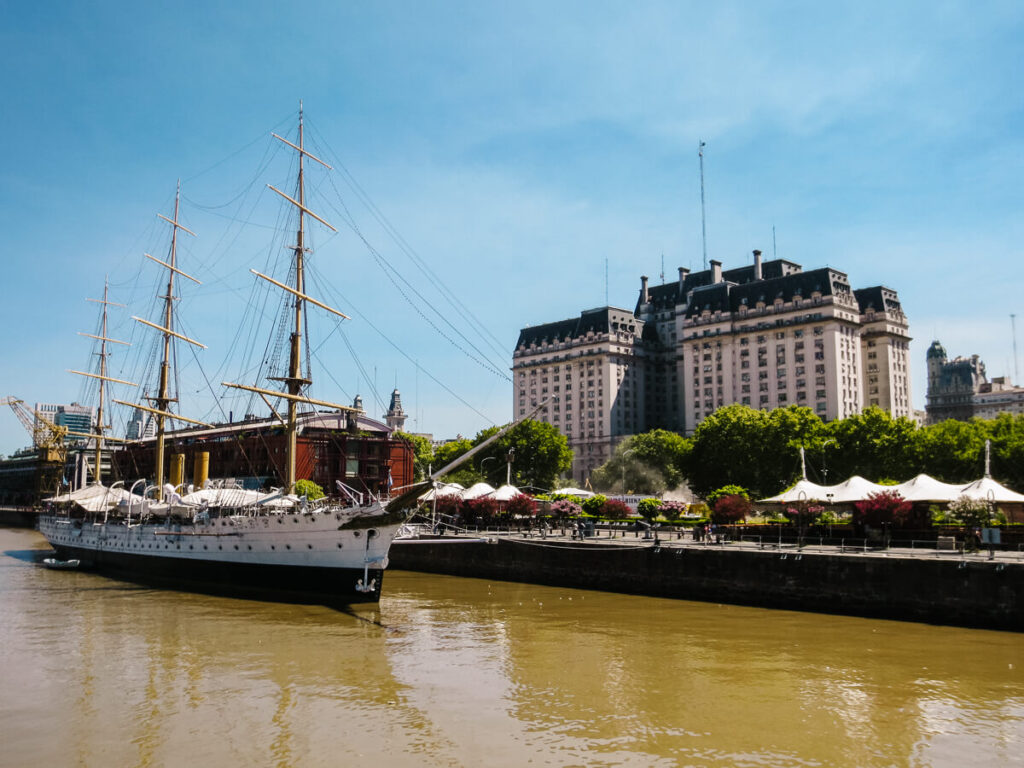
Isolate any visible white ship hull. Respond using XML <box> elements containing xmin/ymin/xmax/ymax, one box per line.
<box><xmin>38</xmin><ymin>503</ymin><xmax>408</xmax><ymax>603</ymax></box>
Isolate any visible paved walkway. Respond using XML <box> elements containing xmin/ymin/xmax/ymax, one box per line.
<box><xmin>470</xmin><ymin>529</ymin><xmax>1024</xmax><ymax>564</ymax></box>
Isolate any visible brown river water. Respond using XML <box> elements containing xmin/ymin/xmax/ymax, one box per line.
<box><xmin>1</xmin><ymin>526</ymin><xmax>1022</xmax><ymax>767</ymax></box>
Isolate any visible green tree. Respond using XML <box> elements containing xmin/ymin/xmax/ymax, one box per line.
<box><xmin>434</xmin><ymin>437</ymin><xmax>473</xmax><ymax>475</ymax></box>
<box><xmin>592</xmin><ymin>429</ymin><xmax>692</xmax><ymax>494</ymax></box>
<box><xmin>985</xmin><ymin>413</ymin><xmax>1024</xmax><ymax>490</ymax></box>
<box><xmin>591</xmin><ymin>442</ymin><xmax>657</xmax><ymax>493</ymax></box>
<box><xmin>469</xmin><ymin>419</ymin><xmax>573</xmax><ymax>491</ymax></box>
<box><xmin>394</xmin><ymin>431</ymin><xmax>435</xmax><ymax>482</ymax></box>
<box><xmin>637</xmin><ymin>498</ymin><xmax>662</xmax><ymax>522</ymax></box>
<box><xmin>628</xmin><ymin>429</ymin><xmax>690</xmax><ymax>488</ymax></box>
<box><xmin>684</xmin><ymin>405</ymin><xmax>822</xmax><ymax>499</ymax></box>
<box><xmin>825</xmin><ymin>407</ymin><xmax>917</xmax><ymax>483</ymax></box>
<box><xmin>913</xmin><ymin>418</ymin><xmax>987</xmax><ymax>483</ymax></box>
<box><xmin>294</xmin><ymin>479</ymin><xmax>325</xmax><ymax>500</ymax></box>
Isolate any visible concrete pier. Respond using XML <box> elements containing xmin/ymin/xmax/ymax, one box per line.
<box><xmin>390</xmin><ymin>533</ymin><xmax>1024</xmax><ymax>631</ymax></box>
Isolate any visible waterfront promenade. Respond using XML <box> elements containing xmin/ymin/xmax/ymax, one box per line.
<box><xmin>391</xmin><ymin>525</ymin><xmax>1024</xmax><ymax>631</ymax></box>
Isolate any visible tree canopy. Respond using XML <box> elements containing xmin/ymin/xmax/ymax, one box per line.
<box><xmin>586</xmin><ymin>407</ymin><xmax>1024</xmax><ymax>501</ymax></box>
<box><xmin>437</xmin><ymin>419</ymin><xmax>573</xmax><ymax>492</ymax></box>
<box><xmin>394</xmin><ymin>431</ymin><xmax>434</xmax><ymax>482</ymax></box>
<box><xmin>590</xmin><ymin>430</ymin><xmax>689</xmax><ymax>493</ymax></box>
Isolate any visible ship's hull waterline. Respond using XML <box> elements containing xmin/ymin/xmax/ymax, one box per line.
<box><xmin>39</xmin><ymin>509</ymin><xmax>405</xmax><ymax>604</ymax></box>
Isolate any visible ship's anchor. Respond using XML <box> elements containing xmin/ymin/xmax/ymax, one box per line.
<box><xmin>355</xmin><ymin>529</ymin><xmax>382</xmax><ymax>592</ymax></box>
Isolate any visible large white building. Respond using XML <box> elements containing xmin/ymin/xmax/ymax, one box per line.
<box><xmin>515</xmin><ymin>252</ymin><xmax>913</xmax><ymax>484</ymax></box>
<box><xmin>513</xmin><ymin>307</ymin><xmax>646</xmax><ymax>481</ymax></box>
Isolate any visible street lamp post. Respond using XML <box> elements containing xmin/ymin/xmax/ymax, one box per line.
<box><xmin>480</xmin><ymin>456</ymin><xmax>496</xmax><ymax>480</ymax></box>
<box><xmin>506</xmin><ymin>447</ymin><xmax>515</xmax><ymax>486</ymax></box>
<box><xmin>621</xmin><ymin>449</ymin><xmax>635</xmax><ymax>494</ymax></box>
<box><xmin>822</xmin><ymin>439</ymin><xmax>835</xmax><ymax>484</ymax></box>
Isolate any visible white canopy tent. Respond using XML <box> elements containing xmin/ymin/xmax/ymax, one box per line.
<box><xmin>489</xmin><ymin>484</ymin><xmax>523</xmax><ymax>502</ymax></box>
<box><xmin>555</xmin><ymin>487</ymin><xmax>595</xmax><ymax>498</ymax></box>
<box><xmin>892</xmin><ymin>474</ymin><xmax>966</xmax><ymax>503</ymax></box>
<box><xmin>826</xmin><ymin>476</ymin><xmax>881</xmax><ymax>503</ymax></box>
<box><xmin>958</xmin><ymin>477</ymin><xmax>1024</xmax><ymax>504</ymax></box>
<box><xmin>418</xmin><ymin>482</ymin><xmax>465</xmax><ymax>502</ymax></box>
<box><xmin>759</xmin><ymin>479</ymin><xmax>829</xmax><ymax>504</ymax></box>
<box><xmin>462</xmin><ymin>482</ymin><xmax>497</xmax><ymax>500</ymax></box>
<box><xmin>762</xmin><ymin>473</ymin><xmax>1024</xmax><ymax>506</ymax></box>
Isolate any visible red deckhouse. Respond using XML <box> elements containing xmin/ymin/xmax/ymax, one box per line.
<box><xmin>112</xmin><ymin>410</ymin><xmax>414</xmax><ymax>496</ymax></box>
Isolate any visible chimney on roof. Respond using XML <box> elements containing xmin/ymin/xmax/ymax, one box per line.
<box><xmin>641</xmin><ymin>275</ymin><xmax>649</xmax><ymax>304</ymax></box>
<box><xmin>710</xmin><ymin>260</ymin><xmax>722</xmax><ymax>284</ymax></box>
<box><xmin>753</xmin><ymin>249</ymin><xmax>762</xmax><ymax>281</ymax></box>
<box><xmin>678</xmin><ymin>266</ymin><xmax>689</xmax><ymax>293</ymax></box>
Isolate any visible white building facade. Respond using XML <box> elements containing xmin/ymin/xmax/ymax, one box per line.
<box><xmin>515</xmin><ymin>252</ymin><xmax>913</xmax><ymax>484</ymax></box>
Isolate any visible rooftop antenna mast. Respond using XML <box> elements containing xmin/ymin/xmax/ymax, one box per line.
<box><xmin>699</xmin><ymin>140</ymin><xmax>708</xmax><ymax>272</ymax></box>
<box><xmin>773</xmin><ymin>225</ymin><xmax>777</xmax><ymax>259</ymax></box>
<box><xmin>605</xmin><ymin>257</ymin><xmax>609</xmax><ymax>305</ymax></box>
<box><xmin>660</xmin><ymin>253</ymin><xmax>665</xmax><ymax>284</ymax></box>
<box><xmin>1013</xmin><ymin>314</ymin><xmax>1019</xmax><ymax>383</ymax></box>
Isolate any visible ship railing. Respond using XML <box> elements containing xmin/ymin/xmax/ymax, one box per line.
<box><xmin>334</xmin><ymin>480</ymin><xmax>364</xmax><ymax>507</ymax></box>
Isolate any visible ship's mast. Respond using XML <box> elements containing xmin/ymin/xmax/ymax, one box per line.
<box><xmin>69</xmin><ymin>280</ymin><xmax>136</xmax><ymax>484</ymax></box>
<box><xmin>154</xmin><ymin>184</ymin><xmax>182</xmax><ymax>498</ymax></box>
<box><xmin>118</xmin><ymin>183</ymin><xmax>209</xmax><ymax>500</ymax></box>
<box><xmin>285</xmin><ymin>105</ymin><xmax>310</xmax><ymax>491</ymax></box>
<box><xmin>223</xmin><ymin>105</ymin><xmax>357</xmax><ymax>494</ymax></box>
<box><xmin>96</xmin><ymin>280</ymin><xmax>109</xmax><ymax>483</ymax></box>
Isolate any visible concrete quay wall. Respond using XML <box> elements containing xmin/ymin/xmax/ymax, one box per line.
<box><xmin>389</xmin><ymin>538</ymin><xmax>1024</xmax><ymax>631</ymax></box>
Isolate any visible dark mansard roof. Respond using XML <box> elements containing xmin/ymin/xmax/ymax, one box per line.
<box><xmin>516</xmin><ymin>307</ymin><xmax>637</xmax><ymax>349</ymax></box>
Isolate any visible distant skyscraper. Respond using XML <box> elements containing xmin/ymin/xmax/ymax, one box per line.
<box><xmin>125</xmin><ymin>406</ymin><xmax>156</xmax><ymax>441</ymax></box>
<box><xmin>34</xmin><ymin>402</ymin><xmax>95</xmax><ymax>445</ymax></box>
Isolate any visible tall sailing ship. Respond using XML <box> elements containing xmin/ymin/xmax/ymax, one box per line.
<box><xmin>37</xmin><ymin>108</ymin><xmax>438</xmax><ymax>603</ymax></box>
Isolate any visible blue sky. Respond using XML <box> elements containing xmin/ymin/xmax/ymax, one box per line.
<box><xmin>1</xmin><ymin>1</ymin><xmax>1022</xmax><ymax>456</ymax></box>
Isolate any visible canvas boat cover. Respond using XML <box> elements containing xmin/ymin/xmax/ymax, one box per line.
<box><xmin>43</xmin><ymin>484</ymin><xmax>145</xmax><ymax>513</ymax></box>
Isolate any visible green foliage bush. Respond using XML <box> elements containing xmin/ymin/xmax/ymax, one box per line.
<box><xmin>708</xmin><ymin>485</ymin><xmax>750</xmax><ymax>504</ymax></box>
<box><xmin>294</xmin><ymin>479</ymin><xmax>325</xmax><ymax>500</ymax></box>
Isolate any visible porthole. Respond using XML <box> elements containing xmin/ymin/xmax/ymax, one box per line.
<box><xmin>189</xmin><ymin>545</ymin><xmax>193</xmax><ymax>550</ymax></box>
<box><xmin>277</xmin><ymin>519</ymin><xmax>283</xmax><ymax>524</ymax></box>
<box><xmin>307</xmin><ymin>544</ymin><xmax>313</xmax><ymax>549</ymax></box>
<box><xmin>353</xmin><ymin>531</ymin><xmax>361</xmax><ymax>538</ymax></box>
<box><xmin>368</xmin><ymin>529</ymin><xmax>379</xmax><ymax>539</ymax></box>
<box><xmin>292</xmin><ymin>518</ymin><xmax>299</xmax><ymax>523</ymax></box>
<box><xmin>336</xmin><ymin>542</ymin><xmax>343</xmax><ymax>548</ymax></box>
<box><xmin>286</xmin><ymin>544</ymin><xmax>291</xmax><ymax>550</ymax></box>
<box><xmin>271</xmin><ymin>545</ymin><xmax>275</xmax><ymax>550</ymax></box>
<box><xmin>218</xmin><ymin>545</ymin><xmax>223</xmax><ymax>550</ymax></box>
<box><xmin>234</xmin><ymin>545</ymin><xmax>239</xmax><ymax>550</ymax></box>
<box><xmin>247</xmin><ymin>545</ymin><xmax>252</xmax><ymax>550</ymax></box>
